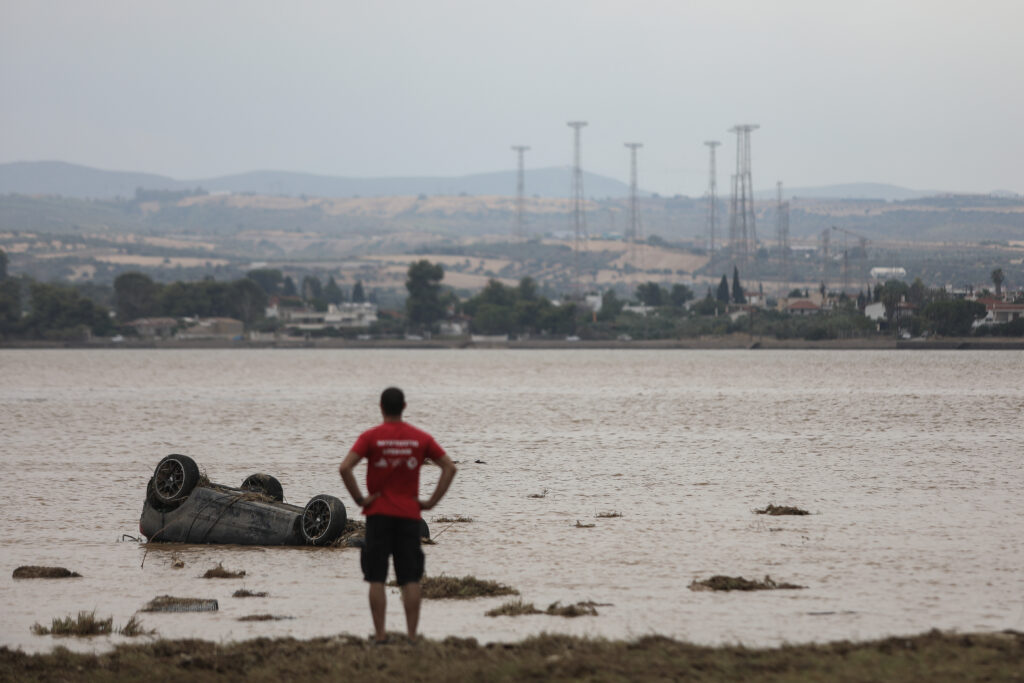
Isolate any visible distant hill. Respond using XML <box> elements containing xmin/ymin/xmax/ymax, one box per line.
<box><xmin>0</xmin><ymin>161</ymin><xmax>638</xmax><ymax>200</ymax></box>
<box><xmin>755</xmin><ymin>183</ymin><xmax>940</xmax><ymax>201</ymax></box>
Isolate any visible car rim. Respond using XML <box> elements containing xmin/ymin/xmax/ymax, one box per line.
<box><xmin>303</xmin><ymin>500</ymin><xmax>331</xmax><ymax>540</ymax></box>
<box><xmin>155</xmin><ymin>459</ymin><xmax>185</xmax><ymax>499</ymax></box>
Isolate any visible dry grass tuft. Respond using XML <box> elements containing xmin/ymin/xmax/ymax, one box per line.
<box><xmin>433</xmin><ymin>515</ymin><xmax>473</xmax><ymax>523</ymax></box>
<box><xmin>141</xmin><ymin>596</ymin><xmax>218</xmax><ymax>613</ymax></box>
<box><xmin>232</xmin><ymin>589</ymin><xmax>268</xmax><ymax>598</ymax></box>
<box><xmin>202</xmin><ymin>563</ymin><xmax>245</xmax><ymax>579</ymax></box>
<box><xmin>12</xmin><ymin>566</ymin><xmax>81</xmax><ymax>579</ymax></box>
<box><xmin>545</xmin><ymin>601</ymin><xmax>600</xmax><ymax>617</ymax></box>
<box><xmin>32</xmin><ymin>611</ymin><xmax>112</xmax><ymax>637</ymax></box>
<box><xmin>689</xmin><ymin>575</ymin><xmax>806</xmax><ymax>592</ymax></box>
<box><xmin>418</xmin><ymin>575</ymin><xmax>519</xmax><ymax>600</ymax></box>
<box><xmin>595</xmin><ymin>511</ymin><xmax>623</xmax><ymax>518</ymax></box>
<box><xmin>755</xmin><ymin>504</ymin><xmax>810</xmax><ymax>516</ymax></box>
<box><xmin>485</xmin><ymin>599</ymin><xmax>541</xmax><ymax>617</ymax></box>
<box><xmin>117</xmin><ymin>616</ymin><xmax>156</xmax><ymax>637</ymax></box>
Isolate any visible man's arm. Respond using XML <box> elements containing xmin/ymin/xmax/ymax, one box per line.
<box><xmin>419</xmin><ymin>454</ymin><xmax>457</xmax><ymax>511</ymax></box>
<box><xmin>339</xmin><ymin>450</ymin><xmax>379</xmax><ymax>509</ymax></box>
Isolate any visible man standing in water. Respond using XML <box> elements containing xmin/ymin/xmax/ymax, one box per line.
<box><xmin>339</xmin><ymin>387</ymin><xmax>457</xmax><ymax>644</ymax></box>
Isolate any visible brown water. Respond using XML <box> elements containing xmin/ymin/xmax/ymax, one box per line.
<box><xmin>1</xmin><ymin>349</ymin><xmax>1022</xmax><ymax>653</ymax></box>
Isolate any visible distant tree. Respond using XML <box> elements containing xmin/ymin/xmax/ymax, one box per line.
<box><xmin>597</xmin><ymin>289</ymin><xmax>624</xmax><ymax>321</ymax></box>
<box><xmin>908</xmin><ymin>277</ymin><xmax>927</xmax><ymax>307</ymax></box>
<box><xmin>670</xmin><ymin>284</ymin><xmax>694</xmax><ymax>308</ymax></box>
<box><xmin>229</xmin><ymin>278</ymin><xmax>268</xmax><ymax>324</ymax></box>
<box><xmin>301</xmin><ymin>275</ymin><xmax>322</xmax><ymax>302</ymax></box>
<box><xmin>716</xmin><ymin>275</ymin><xmax>730</xmax><ymax>304</ymax></box>
<box><xmin>405</xmin><ymin>260</ymin><xmax>445</xmax><ymax>332</ymax></box>
<box><xmin>324</xmin><ymin>276</ymin><xmax>344</xmax><ymax>305</ymax></box>
<box><xmin>787</xmin><ymin>288</ymin><xmax>804</xmax><ymax>298</ymax></box>
<box><xmin>732</xmin><ymin>266</ymin><xmax>746</xmax><ymax>304</ymax></box>
<box><xmin>22</xmin><ymin>282</ymin><xmax>114</xmax><ymax>340</ymax></box>
<box><xmin>991</xmin><ymin>268</ymin><xmax>1005</xmax><ymax>298</ymax></box>
<box><xmin>922</xmin><ymin>299</ymin><xmax>986</xmax><ymax>337</ymax></box>
<box><xmin>246</xmin><ymin>269</ymin><xmax>283</xmax><ymax>296</ymax></box>
<box><xmin>0</xmin><ymin>248</ymin><xmax>7</xmax><ymax>280</ymax></box>
<box><xmin>351</xmin><ymin>280</ymin><xmax>366</xmax><ymax>303</ymax></box>
<box><xmin>636</xmin><ymin>282</ymin><xmax>666</xmax><ymax>307</ymax></box>
<box><xmin>0</xmin><ymin>278</ymin><xmax>20</xmax><ymax>337</ymax></box>
<box><xmin>281</xmin><ymin>276</ymin><xmax>297</xmax><ymax>297</ymax></box>
<box><xmin>113</xmin><ymin>272</ymin><xmax>161</xmax><ymax>321</ymax></box>
<box><xmin>517</xmin><ymin>276</ymin><xmax>539</xmax><ymax>302</ymax></box>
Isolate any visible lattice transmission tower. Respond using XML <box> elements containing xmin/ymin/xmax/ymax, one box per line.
<box><xmin>776</xmin><ymin>180</ymin><xmax>790</xmax><ymax>295</ymax></box>
<box><xmin>625</xmin><ymin>142</ymin><xmax>643</xmax><ymax>273</ymax></box>
<box><xmin>728</xmin><ymin>124</ymin><xmax>759</xmax><ymax>263</ymax></box>
<box><xmin>704</xmin><ymin>140</ymin><xmax>721</xmax><ymax>262</ymax></box>
<box><xmin>567</xmin><ymin>121</ymin><xmax>589</xmax><ymax>294</ymax></box>
<box><xmin>511</xmin><ymin>145</ymin><xmax>530</xmax><ymax>242</ymax></box>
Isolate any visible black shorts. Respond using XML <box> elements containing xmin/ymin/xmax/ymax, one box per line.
<box><xmin>361</xmin><ymin>515</ymin><xmax>424</xmax><ymax>585</ymax></box>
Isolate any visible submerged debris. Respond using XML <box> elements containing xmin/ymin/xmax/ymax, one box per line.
<box><xmin>419</xmin><ymin>575</ymin><xmax>518</xmax><ymax>600</ymax></box>
<box><xmin>486</xmin><ymin>599</ymin><xmax>610</xmax><ymax>618</ymax></box>
<box><xmin>754</xmin><ymin>504</ymin><xmax>810</xmax><ymax>516</ymax></box>
<box><xmin>485</xmin><ymin>599</ymin><xmax>541</xmax><ymax>617</ymax></box>
<box><xmin>433</xmin><ymin>515</ymin><xmax>473</xmax><ymax>523</ymax></box>
<box><xmin>527</xmin><ymin>489</ymin><xmax>548</xmax><ymax>499</ymax></box>
<box><xmin>689</xmin><ymin>575</ymin><xmax>806</xmax><ymax>592</ymax></box>
<box><xmin>13</xmin><ymin>566</ymin><xmax>81</xmax><ymax>579</ymax></box>
<box><xmin>202</xmin><ymin>563</ymin><xmax>246</xmax><ymax>579</ymax></box>
<box><xmin>575</xmin><ymin>520</ymin><xmax>595</xmax><ymax>528</ymax></box>
<box><xmin>237</xmin><ymin>614</ymin><xmax>292</xmax><ymax>622</ymax></box>
<box><xmin>595</xmin><ymin>511</ymin><xmax>623</xmax><ymax>518</ymax></box>
<box><xmin>233</xmin><ymin>589</ymin><xmax>268</xmax><ymax>598</ymax></box>
<box><xmin>545</xmin><ymin>601</ymin><xmax>599</xmax><ymax>617</ymax></box>
<box><xmin>141</xmin><ymin>596</ymin><xmax>219</xmax><ymax>613</ymax></box>
<box><xmin>32</xmin><ymin>612</ymin><xmax>112</xmax><ymax>637</ymax></box>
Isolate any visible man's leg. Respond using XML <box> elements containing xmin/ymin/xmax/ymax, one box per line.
<box><xmin>369</xmin><ymin>582</ymin><xmax>387</xmax><ymax>642</ymax></box>
<box><xmin>401</xmin><ymin>581</ymin><xmax>421</xmax><ymax>641</ymax></box>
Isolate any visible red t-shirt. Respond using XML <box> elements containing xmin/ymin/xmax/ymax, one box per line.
<box><xmin>350</xmin><ymin>421</ymin><xmax>445</xmax><ymax>520</ymax></box>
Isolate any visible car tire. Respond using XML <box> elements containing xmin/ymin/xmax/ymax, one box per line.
<box><xmin>152</xmin><ymin>454</ymin><xmax>200</xmax><ymax>506</ymax></box>
<box><xmin>420</xmin><ymin>519</ymin><xmax>430</xmax><ymax>540</ymax></box>
<box><xmin>301</xmin><ymin>495</ymin><xmax>347</xmax><ymax>546</ymax></box>
<box><xmin>240</xmin><ymin>474</ymin><xmax>284</xmax><ymax>502</ymax></box>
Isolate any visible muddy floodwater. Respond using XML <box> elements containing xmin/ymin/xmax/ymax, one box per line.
<box><xmin>1</xmin><ymin>349</ymin><xmax>1022</xmax><ymax>653</ymax></box>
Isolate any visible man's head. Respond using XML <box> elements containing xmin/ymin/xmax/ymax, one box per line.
<box><xmin>380</xmin><ymin>387</ymin><xmax>405</xmax><ymax>418</ymax></box>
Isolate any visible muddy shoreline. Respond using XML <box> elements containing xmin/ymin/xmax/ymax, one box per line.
<box><xmin>3</xmin><ymin>336</ymin><xmax>1022</xmax><ymax>350</ymax></box>
<box><xmin>3</xmin><ymin>630</ymin><xmax>1021</xmax><ymax>682</ymax></box>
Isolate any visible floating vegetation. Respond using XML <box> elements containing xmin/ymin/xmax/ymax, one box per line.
<box><xmin>433</xmin><ymin>515</ymin><xmax>473</xmax><ymax>523</ymax></box>
<box><xmin>545</xmin><ymin>601</ymin><xmax>599</xmax><ymax>617</ymax></box>
<box><xmin>595</xmin><ymin>511</ymin><xmax>623</xmax><ymax>518</ymax></box>
<box><xmin>141</xmin><ymin>596</ymin><xmax>219</xmax><ymax>613</ymax></box>
<box><xmin>575</xmin><ymin>520</ymin><xmax>595</xmax><ymax>528</ymax></box>
<box><xmin>233</xmin><ymin>589</ymin><xmax>268</xmax><ymax>598</ymax></box>
<box><xmin>755</xmin><ymin>504</ymin><xmax>809</xmax><ymax>516</ymax></box>
<box><xmin>202</xmin><ymin>563</ymin><xmax>245</xmax><ymax>579</ymax></box>
<box><xmin>237</xmin><ymin>614</ymin><xmax>292</xmax><ymax>622</ymax></box>
<box><xmin>689</xmin><ymin>575</ymin><xmax>806</xmax><ymax>592</ymax></box>
<box><xmin>418</xmin><ymin>575</ymin><xmax>519</xmax><ymax>600</ymax></box>
<box><xmin>485</xmin><ymin>599</ymin><xmax>541</xmax><ymax>617</ymax></box>
<box><xmin>32</xmin><ymin>611</ymin><xmax>112</xmax><ymax>637</ymax></box>
<box><xmin>12</xmin><ymin>566</ymin><xmax>81</xmax><ymax>579</ymax></box>
<box><xmin>117</xmin><ymin>616</ymin><xmax>156</xmax><ymax>637</ymax></box>
<box><xmin>170</xmin><ymin>554</ymin><xmax>185</xmax><ymax>569</ymax></box>
<box><xmin>527</xmin><ymin>489</ymin><xmax>548</xmax><ymax>499</ymax></box>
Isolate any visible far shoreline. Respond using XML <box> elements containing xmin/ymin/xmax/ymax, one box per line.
<box><xmin>1</xmin><ymin>335</ymin><xmax>1022</xmax><ymax>351</ymax></box>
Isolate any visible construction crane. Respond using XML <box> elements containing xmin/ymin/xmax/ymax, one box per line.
<box><xmin>831</xmin><ymin>226</ymin><xmax>870</xmax><ymax>294</ymax></box>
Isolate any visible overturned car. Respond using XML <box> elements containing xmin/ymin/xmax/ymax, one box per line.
<box><xmin>140</xmin><ymin>454</ymin><xmax>349</xmax><ymax>546</ymax></box>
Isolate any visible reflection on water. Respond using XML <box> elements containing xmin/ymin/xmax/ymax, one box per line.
<box><xmin>1</xmin><ymin>349</ymin><xmax>1022</xmax><ymax>653</ymax></box>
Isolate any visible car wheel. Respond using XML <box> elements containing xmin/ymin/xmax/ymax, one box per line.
<box><xmin>420</xmin><ymin>519</ymin><xmax>430</xmax><ymax>540</ymax></box>
<box><xmin>301</xmin><ymin>495</ymin><xmax>347</xmax><ymax>546</ymax></box>
<box><xmin>240</xmin><ymin>474</ymin><xmax>284</xmax><ymax>502</ymax></box>
<box><xmin>152</xmin><ymin>454</ymin><xmax>200</xmax><ymax>505</ymax></box>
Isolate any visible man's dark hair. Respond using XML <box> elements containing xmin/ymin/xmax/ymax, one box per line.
<box><xmin>380</xmin><ymin>387</ymin><xmax>405</xmax><ymax>417</ymax></box>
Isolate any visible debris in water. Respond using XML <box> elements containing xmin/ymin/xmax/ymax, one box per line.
<box><xmin>527</xmin><ymin>489</ymin><xmax>548</xmax><ymax>499</ymax></box>
<box><xmin>117</xmin><ymin>615</ymin><xmax>157</xmax><ymax>637</ymax></box>
<box><xmin>595</xmin><ymin>511</ymin><xmax>622</xmax><ymax>518</ymax></box>
<box><xmin>31</xmin><ymin>611</ymin><xmax>112</xmax><ymax>637</ymax></box>
<box><xmin>433</xmin><ymin>514</ymin><xmax>473</xmax><ymax>523</ymax></box>
<box><xmin>545</xmin><ymin>601</ymin><xmax>599</xmax><ymax>617</ymax></box>
<box><xmin>237</xmin><ymin>614</ymin><xmax>293</xmax><ymax>622</ymax></box>
<box><xmin>474</xmin><ymin>459</ymin><xmax>487</xmax><ymax>464</ymax></box>
<box><xmin>575</xmin><ymin>520</ymin><xmax>595</xmax><ymax>528</ymax></box>
<box><xmin>141</xmin><ymin>596</ymin><xmax>219</xmax><ymax>613</ymax></box>
<box><xmin>688</xmin><ymin>575</ymin><xmax>806</xmax><ymax>592</ymax></box>
<box><xmin>485</xmin><ymin>599</ymin><xmax>541</xmax><ymax>617</ymax></box>
<box><xmin>233</xmin><ymin>589</ymin><xmax>269</xmax><ymax>598</ymax></box>
<box><xmin>415</xmin><ymin>575</ymin><xmax>518</xmax><ymax>600</ymax></box>
<box><xmin>202</xmin><ymin>563</ymin><xmax>246</xmax><ymax>579</ymax></box>
<box><xmin>13</xmin><ymin>566</ymin><xmax>81</xmax><ymax>579</ymax></box>
<box><xmin>754</xmin><ymin>504</ymin><xmax>809</xmax><ymax>516</ymax></box>
<box><xmin>170</xmin><ymin>554</ymin><xmax>185</xmax><ymax>569</ymax></box>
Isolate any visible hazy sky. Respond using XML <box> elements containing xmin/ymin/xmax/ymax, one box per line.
<box><xmin>2</xmin><ymin>0</ymin><xmax>1022</xmax><ymax>196</ymax></box>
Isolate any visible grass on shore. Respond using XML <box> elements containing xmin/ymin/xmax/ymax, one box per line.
<box><xmin>31</xmin><ymin>612</ymin><xmax>155</xmax><ymax>638</ymax></box>
<box><xmin>3</xmin><ymin>630</ymin><xmax>1020</xmax><ymax>681</ymax></box>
